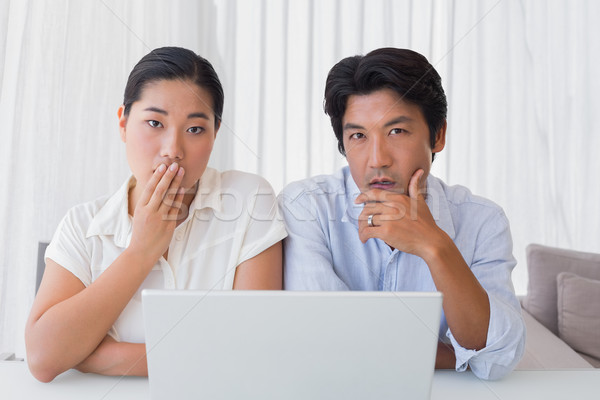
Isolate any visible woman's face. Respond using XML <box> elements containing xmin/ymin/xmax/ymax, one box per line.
<box><xmin>118</xmin><ymin>79</ymin><xmax>219</xmax><ymax>195</ymax></box>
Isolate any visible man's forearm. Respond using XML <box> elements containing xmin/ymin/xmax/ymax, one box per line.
<box><xmin>435</xmin><ymin>341</ymin><xmax>456</xmax><ymax>369</ymax></box>
<box><xmin>423</xmin><ymin>234</ymin><xmax>490</xmax><ymax>350</ymax></box>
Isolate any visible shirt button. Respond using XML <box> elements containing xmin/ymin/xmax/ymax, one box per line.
<box><xmin>175</xmin><ymin>232</ymin><xmax>183</xmax><ymax>241</ymax></box>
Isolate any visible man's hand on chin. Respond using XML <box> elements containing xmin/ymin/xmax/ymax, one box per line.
<box><xmin>355</xmin><ymin>169</ymin><xmax>447</xmax><ymax>258</ymax></box>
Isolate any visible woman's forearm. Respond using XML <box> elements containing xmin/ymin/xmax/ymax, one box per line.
<box><xmin>76</xmin><ymin>336</ymin><xmax>148</xmax><ymax>376</ymax></box>
<box><xmin>26</xmin><ymin>249</ymin><xmax>155</xmax><ymax>382</ymax></box>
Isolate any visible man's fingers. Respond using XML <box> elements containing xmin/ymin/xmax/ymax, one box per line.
<box><xmin>358</xmin><ymin>201</ymin><xmax>405</xmax><ymax>221</ymax></box>
<box><xmin>355</xmin><ymin>188</ymin><xmax>388</xmax><ymax>204</ymax></box>
<box><xmin>408</xmin><ymin>169</ymin><xmax>425</xmax><ymax>200</ymax></box>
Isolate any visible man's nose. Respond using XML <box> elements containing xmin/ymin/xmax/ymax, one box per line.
<box><xmin>368</xmin><ymin>136</ymin><xmax>392</xmax><ymax>169</ymax></box>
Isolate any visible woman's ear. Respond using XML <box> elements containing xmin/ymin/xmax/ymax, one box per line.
<box><xmin>214</xmin><ymin>119</ymin><xmax>221</xmax><ymax>139</ymax></box>
<box><xmin>432</xmin><ymin>120</ymin><xmax>447</xmax><ymax>153</ymax></box>
<box><xmin>117</xmin><ymin>105</ymin><xmax>127</xmax><ymax>143</ymax></box>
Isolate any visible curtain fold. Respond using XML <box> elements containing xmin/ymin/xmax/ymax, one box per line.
<box><xmin>1</xmin><ymin>0</ymin><xmax>599</xmax><ymax>358</ymax></box>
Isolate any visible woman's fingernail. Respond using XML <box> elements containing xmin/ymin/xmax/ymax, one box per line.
<box><xmin>170</xmin><ymin>162</ymin><xmax>179</xmax><ymax>171</ymax></box>
<box><xmin>158</xmin><ymin>164</ymin><xmax>166</xmax><ymax>172</ymax></box>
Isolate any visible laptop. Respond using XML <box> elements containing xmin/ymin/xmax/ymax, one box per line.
<box><xmin>142</xmin><ymin>290</ymin><xmax>442</xmax><ymax>400</ymax></box>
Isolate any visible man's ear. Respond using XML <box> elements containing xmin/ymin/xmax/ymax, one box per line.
<box><xmin>432</xmin><ymin>120</ymin><xmax>447</xmax><ymax>153</ymax></box>
<box><xmin>117</xmin><ymin>105</ymin><xmax>127</xmax><ymax>143</ymax></box>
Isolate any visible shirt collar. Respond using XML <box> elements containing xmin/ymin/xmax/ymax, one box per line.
<box><xmin>86</xmin><ymin>176</ymin><xmax>135</xmax><ymax>247</ymax></box>
<box><xmin>85</xmin><ymin>168</ymin><xmax>223</xmax><ymax>247</ymax></box>
<box><xmin>425</xmin><ymin>174</ymin><xmax>456</xmax><ymax>239</ymax></box>
<box><xmin>342</xmin><ymin>169</ymin><xmax>363</xmax><ymax>224</ymax></box>
<box><xmin>343</xmin><ymin>168</ymin><xmax>456</xmax><ymax>240</ymax></box>
<box><xmin>187</xmin><ymin>167</ymin><xmax>223</xmax><ymax>213</ymax></box>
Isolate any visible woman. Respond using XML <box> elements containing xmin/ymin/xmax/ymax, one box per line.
<box><xmin>25</xmin><ymin>47</ymin><xmax>286</xmax><ymax>382</ymax></box>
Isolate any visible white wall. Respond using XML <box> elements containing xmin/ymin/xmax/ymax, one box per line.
<box><xmin>1</xmin><ymin>0</ymin><xmax>599</xmax><ymax>357</ymax></box>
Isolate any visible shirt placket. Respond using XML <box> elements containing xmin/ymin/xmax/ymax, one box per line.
<box><xmin>380</xmin><ymin>251</ymin><xmax>399</xmax><ymax>291</ymax></box>
<box><xmin>164</xmin><ymin>224</ymin><xmax>189</xmax><ymax>289</ymax></box>
<box><xmin>160</xmin><ymin>257</ymin><xmax>176</xmax><ymax>289</ymax></box>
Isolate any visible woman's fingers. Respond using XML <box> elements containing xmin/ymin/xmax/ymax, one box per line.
<box><xmin>162</xmin><ymin>167</ymin><xmax>185</xmax><ymax>213</ymax></box>
<box><xmin>148</xmin><ymin>162</ymin><xmax>180</xmax><ymax>210</ymax></box>
<box><xmin>168</xmin><ymin>187</ymin><xmax>186</xmax><ymax>220</ymax></box>
<box><xmin>139</xmin><ymin>164</ymin><xmax>167</xmax><ymax>206</ymax></box>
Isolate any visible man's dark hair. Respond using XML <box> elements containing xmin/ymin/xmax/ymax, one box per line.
<box><xmin>323</xmin><ymin>48</ymin><xmax>447</xmax><ymax>159</ymax></box>
<box><xmin>123</xmin><ymin>46</ymin><xmax>224</xmax><ymax>129</ymax></box>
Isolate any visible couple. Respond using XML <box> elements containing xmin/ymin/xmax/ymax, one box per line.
<box><xmin>25</xmin><ymin>46</ymin><xmax>525</xmax><ymax>383</ymax></box>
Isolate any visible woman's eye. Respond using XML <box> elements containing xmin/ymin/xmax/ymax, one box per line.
<box><xmin>188</xmin><ymin>126</ymin><xmax>205</xmax><ymax>135</ymax></box>
<box><xmin>147</xmin><ymin>120</ymin><xmax>162</xmax><ymax>128</ymax></box>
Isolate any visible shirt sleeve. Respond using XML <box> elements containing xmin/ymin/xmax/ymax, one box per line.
<box><xmin>278</xmin><ymin>186</ymin><xmax>350</xmax><ymax>290</ymax></box>
<box><xmin>447</xmin><ymin>209</ymin><xmax>526</xmax><ymax>380</ymax></box>
<box><xmin>237</xmin><ymin>176</ymin><xmax>288</xmax><ymax>265</ymax></box>
<box><xmin>45</xmin><ymin>206</ymin><xmax>93</xmax><ymax>287</ymax></box>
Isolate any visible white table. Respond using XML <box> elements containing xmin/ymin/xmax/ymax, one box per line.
<box><xmin>2</xmin><ymin>361</ymin><xmax>599</xmax><ymax>399</ymax></box>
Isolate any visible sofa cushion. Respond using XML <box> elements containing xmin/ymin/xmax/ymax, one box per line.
<box><xmin>516</xmin><ymin>309</ymin><xmax>592</xmax><ymax>370</ymax></box>
<box><xmin>557</xmin><ymin>272</ymin><xmax>600</xmax><ymax>364</ymax></box>
<box><xmin>523</xmin><ymin>244</ymin><xmax>600</xmax><ymax>335</ymax></box>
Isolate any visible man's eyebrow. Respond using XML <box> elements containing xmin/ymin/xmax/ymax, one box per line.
<box><xmin>343</xmin><ymin>116</ymin><xmax>413</xmax><ymax>131</ymax></box>
<box><xmin>383</xmin><ymin>116</ymin><xmax>413</xmax><ymax>127</ymax></box>
<box><xmin>343</xmin><ymin>122</ymin><xmax>365</xmax><ymax>131</ymax></box>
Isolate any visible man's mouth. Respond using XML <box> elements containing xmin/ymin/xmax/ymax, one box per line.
<box><xmin>369</xmin><ymin>178</ymin><xmax>396</xmax><ymax>190</ymax></box>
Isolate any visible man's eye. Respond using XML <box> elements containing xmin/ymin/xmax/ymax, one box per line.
<box><xmin>148</xmin><ymin>120</ymin><xmax>162</xmax><ymax>128</ymax></box>
<box><xmin>188</xmin><ymin>127</ymin><xmax>205</xmax><ymax>135</ymax></box>
<box><xmin>350</xmin><ymin>132</ymin><xmax>365</xmax><ymax>140</ymax></box>
<box><xmin>390</xmin><ymin>128</ymin><xmax>406</xmax><ymax>135</ymax></box>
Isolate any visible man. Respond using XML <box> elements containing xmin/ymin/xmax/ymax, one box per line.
<box><xmin>279</xmin><ymin>48</ymin><xmax>525</xmax><ymax>380</ymax></box>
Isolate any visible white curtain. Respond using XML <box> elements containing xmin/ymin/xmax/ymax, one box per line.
<box><xmin>0</xmin><ymin>0</ymin><xmax>221</xmax><ymax>358</ymax></box>
<box><xmin>1</xmin><ymin>0</ymin><xmax>599</xmax><ymax>358</ymax></box>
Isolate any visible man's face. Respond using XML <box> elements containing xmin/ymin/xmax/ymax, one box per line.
<box><xmin>342</xmin><ymin>89</ymin><xmax>445</xmax><ymax>194</ymax></box>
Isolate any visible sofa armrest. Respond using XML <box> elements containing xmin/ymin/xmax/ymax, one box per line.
<box><xmin>0</xmin><ymin>353</ymin><xmax>19</xmax><ymax>361</ymax></box>
<box><xmin>516</xmin><ymin>309</ymin><xmax>593</xmax><ymax>369</ymax></box>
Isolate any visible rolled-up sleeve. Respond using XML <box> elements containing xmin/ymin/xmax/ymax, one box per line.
<box><xmin>448</xmin><ymin>209</ymin><xmax>526</xmax><ymax>380</ymax></box>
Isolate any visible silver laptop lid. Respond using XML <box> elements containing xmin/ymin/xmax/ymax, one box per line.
<box><xmin>143</xmin><ymin>290</ymin><xmax>442</xmax><ymax>400</ymax></box>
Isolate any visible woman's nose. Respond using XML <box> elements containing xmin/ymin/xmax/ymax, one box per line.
<box><xmin>161</xmin><ymin>130</ymin><xmax>184</xmax><ymax>160</ymax></box>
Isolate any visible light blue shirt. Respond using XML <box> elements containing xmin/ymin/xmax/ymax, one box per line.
<box><xmin>279</xmin><ymin>166</ymin><xmax>525</xmax><ymax>380</ymax></box>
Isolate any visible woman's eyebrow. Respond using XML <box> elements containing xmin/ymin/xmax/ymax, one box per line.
<box><xmin>143</xmin><ymin>108</ymin><xmax>209</xmax><ymax>120</ymax></box>
<box><xmin>144</xmin><ymin>106</ymin><xmax>167</xmax><ymax>115</ymax></box>
<box><xmin>188</xmin><ymin>112</ymin><xmax>210</xmax><ymax>120</ymax></box>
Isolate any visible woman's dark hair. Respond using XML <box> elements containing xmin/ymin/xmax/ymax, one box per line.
<box><xmin>323</xmin><ymin>48</ymin><xmax>447</xmax><ymax>159</ymax></box>
<box><xmin>123</xmin><ymin>46</ymin><xmax>224</xmax><ymax>128</ymax></box>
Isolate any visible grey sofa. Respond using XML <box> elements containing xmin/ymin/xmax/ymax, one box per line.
<box><xmin>516</xmin><ymin>244</ymin><xmax>600</xmax><ymax>369</ymax></box>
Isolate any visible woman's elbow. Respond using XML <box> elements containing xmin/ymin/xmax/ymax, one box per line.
<box><xmin>25</xmin><ymin>329</ymin><xmax>62</xmax><ymax>383</ymax></box>
<box><xmin>26</xmin><ymin>352</ymin><xmax>60</xmax><ymax>383</ymax></box>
